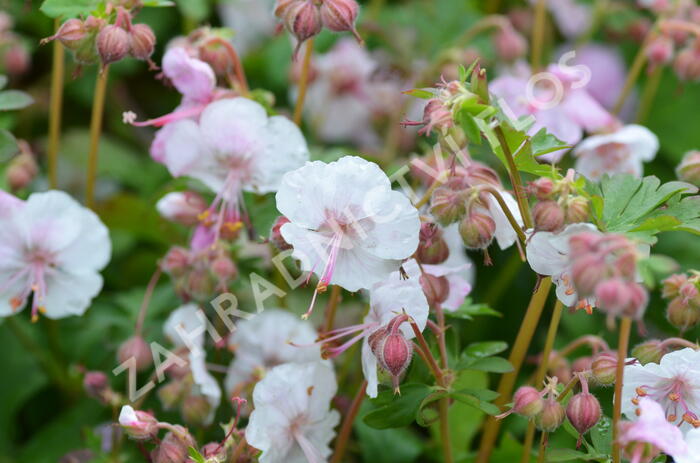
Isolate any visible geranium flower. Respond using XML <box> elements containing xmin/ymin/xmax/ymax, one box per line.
<box><xmin>573</xmin><ymin>125</ymin><xmax>659</xmax><ymax>181</ymax></box>
<box><xmin>245</xmin><ymin>361</ymin><xmax>340</xmax><ymax>463</ymax></box>
<box><xmin>622</xmin><ymin>348</ymin><xmax>700</xmax><ymax>435</ymax></box>
<box><xmin>526</xmin><ymin>223</ymin><xmax>600</xmax><ymax>310</ymax></box>
<box><xmin>0</xmin><ymin>190</ymin><xmax>111</xmax><ymax>321</ymax></box>
<box><xmin>276</xmin><ymin>156</ymin><xmax>420</xmax><ymax>317</ymax></box>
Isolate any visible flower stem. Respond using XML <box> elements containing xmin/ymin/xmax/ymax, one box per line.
<box><xmin>293</xmin><ymin>39</ymin><xmax>314</xmax><ymax>126</ymax></box>
<box><xmin>635</xmin><ymin>65</ymin><xmax>663</xmax><ymax>124</ymax></box>
<box><xmin>86</xmin><ymin>66</ymin><xmax>110</xmax><ymax>209</ymax></box>
<box><xmin>475</xmin><ymin>277</ymin><xmax>552</xmax><ymax>463</ymax></box>
<box><xmin>209</xmin><ymin>37</ymin><xmax>249</xmax><ymax>95</ymax></box>
<box><xmin>135</xmin><ymin>265</ymin><xmax>163</xmax><ymax>336</ymax></box>
<box><xmin>331</xmin><ymin>380</ymin><xmax>367</xmax><ymax>463</ymax></box>
<box><xmin>557</xmin><ymin>375</ymin><xmax>581</xmax><ymax>403</ymax></box>
<box><xmin>531</xmin><ymin>0</ymin><xmax>548</xmax><ymax>71</ymax></box>
<box><xmin>477</xmin><ymin>185</ymin><xmax>527</xmax><ymax>248</ymax></box>
<box><xmin>494</xmin><ymin>126</ymin><xmax>533</xmax><ymax>230</ymax></box>
<box><xmin>536</xmin><ymin>431</ymin><xmax>548</xmax><ymax>463</ymax></box>
<box><xmin>48</xmin><ymin>18</ymin><xmax>65</xmax><ymax>189</ymax></box>
<box><xmin>414</xmin><ymin>174</ymin><xmax>446</xmax><ymax>209</ymax></box>
<box><xmin>410</xmin><ymin>322</ymin><xmax>444</xmax><ymax>383</ymax></box>
<box><xmin>439</xmin><ymin>395</ymin><xmax>453</xmax><ymax>463</ymax></box>
<box><xmin>612</xmin><ymin>317</ymin><xmax>632</xmax><ymax>463</ymax></box>
<box><xmin>612</xmin><ymin>39</ymin><xmax>649</xmax><ymax>116</ymax></box>
<box><xmin>322</xmin><ymin>285</ymin><xmax>342</xmax><ymax>333</ymax></box>
<box><xmin>520</xmin><ymin>299</ymin><xmax>564</xmax><ymax>463</ymax></box>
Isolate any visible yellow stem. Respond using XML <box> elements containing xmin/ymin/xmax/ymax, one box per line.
<box><xmin>536</xmin><ymin>431</ymin><xmax>548</xmax><ymax>463</ymax></box>
<box><xmin>331</xmin><ymin>380</ymin><xmax>367</xmax><ymax>463</ymax></box>
<box><xmin>612</xmin><ymin>317</ymin><xmax>632</xmax><ymax>463</ymax></box>
<box><xmin>494</xmin><ymin>126</ymin><xmax>533</xmax><ymax>230</ymax></box>
<box><xmin>531</xmin><ymin>0</ymin><xmax>547</xmax><ymax>71</ymax></box>
<box><xmin>612</xmin><ymin>39</ymin><xmax>649</xmax><ymax>116</ymax></box>
<box><xmin>475</xmin><ymin>277</ymin><xmax>552</xmax><ymax>463</ymax></box>
<box><xmin>635</xmin><ymin>65</ymin><xmax>663</xmax><ymax>124</ymax></box>
<box><xmin>86</xmin><ymin>66</ymin><xmax>110</xmax><ymax>209</ymax></box>
<box><xmin>293</xmin><ymin>40</ymin><xmax>314</xmax><ymax>126</ymax></box>
<box><xmin>48</xmin><ymin>19</ymin><xmax>65</xmax><ymax>189</ymax></box>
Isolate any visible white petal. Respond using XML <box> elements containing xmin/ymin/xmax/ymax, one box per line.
<box><xmin>362</xmin><ymin>340</ymin><xmax>380</xmax><ymax>398</ymax></box>
<box><xmin>162</xmin><ymin>119</ymin><xmax>204</xmax><ymax>177</ymax></box>
<box><xmin>488</xmin><ymin>191</ymin><xmax>523</xmax><ymax>250</ymax></box>
<box><xmin>42</xmin><ymin>270</ymin><xmax>103</xmax><ymax>318</ymax></box>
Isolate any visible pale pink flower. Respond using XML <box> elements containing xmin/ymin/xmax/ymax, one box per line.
<box><xmin>0</xmin><ymin>190</ymin><xmax>111</xmax><ymax>321</ymax></box>
<box><xmin>573</xmin><ymin>125</ymin><xmax>659</xmax><ymax>181</ymax></box>
<box><xmin>245</xmin><ymin>361</ymin><xmax>340</xmax><ymax>463</ymax></box>
<box><xmin>276</xmin><ymin>156</ymin><xmax>420</xmax><ymax>316</ymax></box>
<box><xmin>544</xmin><ymin>0</ymin><xmax>592</xmax><ymax>39</ymax></box>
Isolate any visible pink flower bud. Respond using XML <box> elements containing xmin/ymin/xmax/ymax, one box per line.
<box><xmin>211</xmin><ymin>255</ymin><xmax>238</xmax><ymax>281</ymax></box>
<box><xmin>84</xmin><ymin>371</ymin><xmax>110</xmax><ymax>401</ymax></box>
<box><xmin>662</xmin><ymin>273</ymin><xmax>688</xmax><ymax>300</ymax></box>
<box><xmin>536</xmin><ymin>397</ymin><xmax>566</xmax><ymax>432</ymax></box>
<box><xmin>566</xmin><ymin>391</ymin><xmax>601</xmax><ymax>439</ymax></box>
<box><xmin>129</xmin><ymin>23</ymin><xmax>156</xmax><ymax>61</ymax></box>
<box><xmin>118</xmin><ymin>335</ymin><xmax>153</xmax><ymax>372</ymax></box>
<box><xmin>162</xmin><ymin>247</ymin><xmax>191</xmax><ymax>277</ymax></box>
<box><xmin>564</xmin><ymin>196</ymin><xmax>590</xmax><ymax>224</ymax></box>
<box><xmin>181</xmin><ymin>395</ymin><xmax>212</xmax><ymax>426</ymax></box>
<box><xmin>591</xmin><ymin>352</ymin><xmax>617</xmax><ymax>386</ymax></box>
<box><xmin>419</xmin><ymin>99</ymin><xmax>454</xmax><ymax>135</ymax></box>
<box><xmin>528</xmin><ymin>177</ymin><xmax>554</xmax><ymax>200</ymax></box>
<box><xmin>197</xmin><ymin>41</ymin><xmax>232</xmax><ymax>77</ymax></box>
<box><xmin>202</xmin><ymin>442</ymin><xmax>227</xmax><ymax>460</ymax></box>
<box><xmin>416</xmin><ymin>223</ymin><xmax>449</xmax><ymax>265</ymax></box>
<box><xmin>430</xmin><ymin>186</ymin><xmax>467</xmax><ymax>226</ymax></box>
<box><xmin>420</xmin><ymin>273</ymin><xmax>450</xmax><ymax>307</ymax></box>
<box><xmin>620</xmin><ymin>283</ymin><xmax>648</xmax><ymax>320</ymax></box>
<box><xmin>533</xmin><ymin>200</ymin><xmax>565</xmax><ymax>232</ymax></box>
<box><xmin>458</xmin><ymin>211</ymin><xmax>496</xmax><ymax>250</ymax></box>
<box><xmin>153</xmin><ymin>426</ymin><xmax>196</xmax><ymax>463</ymax></box>
<box><xmin>631</xmin><ymin>340</ymin><xmax>666</xmax><ymax>365</ymax></box>
<box><xmin>320</xmin><ymin>0</ymin><xmax>362</xmax><ymax>42</ymax></box>
<box><xmin>285</xmin><ymin>0</ymin><xmax>322</xmax><ymax>55</ymax></box>
<box><xmin>571</xmin><ymin>254</ymin><xmax>608</xmax><ymax>297</ymax></box>
<box><xmin>676</xmin><ymin>150</ymin><xmax>700</xmax><ymax>185</ymax></box>
<box><xmin>118</xmin><ymin>405</ymin><xmax>158</xmax><ymax>441</ymax></box>
<box><xmin>645</xmin><ymin>35</ymin><xmax>674</xmax><ymax>65</ymax></box>
<box><xmin>6</xmin><ymin>152</ymin><xmax>37</xmax><ymax>191</ymax></box>
<box><xmin>511</xmin><ymin>386</ymin><xmax>544</xmax><ymax>418</ymax></box>
<box><xmin>97</xmin><ymin>24</ymin><xmax>130</xmax><ymax>65</ymax></box>
<box><xmin>666</xmin><ymin>296</ymin><xmax>700</xmax><ymax>331</ymax></box>
<box><xmin>571</xmin><ymin>356</ymin><xmax>593</xmax><ymax>374</ymax></box>
<box><xmin>158</xmin><ymin>380</ymin><xmax>185</xmax><ymax>410</ymax></box>
<box><xmin>2</xmin><ymin>40</ymin><xmax>29</xmax><ymax>76</ymax></box>
<box><xmin>48</xmin><ymin>18</ymin><xmax>87</xmax><ymax>49</ymax></box>
<box><xmin>274</xmin><ymin>0</ymin><xmax>299</xmax><ymax>18</ymax></box>
<box><xmin>156</xmin><ymin>191</ymin><xmax>207</xmax><ymax>226</ymax></box>
<box><xmin>370</xmin><ymin>318</ymin><xmax>413</xmax><ymax>394</ymax></box>
<box><xmin>270</xmin><ymin>216</ymin><xmax>292</xmax><ymax>251</ymax></box>
<box><xmin>568</xmin><ymin>232</ymin><xmax>604</xmax><ymax>259</ymax></box>
<box><xmin>464</xmin><ymin>162</ymin><xmax>502</xmax><ymax>188</ymax></box>
<box><xmin>493</xmin><ymin>24</ymin><xmax>527</xmax><ymax>61</ymax></box>
<box><xmin>595</xmin><ymin>278</ymin><xmax>631</xmax><ymax>315</ymax></box>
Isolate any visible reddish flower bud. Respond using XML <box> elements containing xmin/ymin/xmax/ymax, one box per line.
<box><xmin>567</xmin><ymin>391</ymin><xmax>601</xmax><ymax>439</ymax></box>
<box><xmin>97</xmin><ymin>25</ymin><xmax>130</xmax><ymax>65</ymax></box>
<box><xmin>493</xmin><ymin>24</ymin><xmax>527</xmax><ymax>61</ymax></box>
<box><xmin>320</xmin><ymin>0</ymin><xmax>361</xmax><ymax>42</ymax></box>
<box><xmin>676</xmin><ymin>150</ymin><xmax>700</xmax><ymax>186</ymax></box>
<box><xmin>666</xmin><ymin>296</ymin><xmax>700</xmax><ymax>331</ymax></box>
<box><xmin>464</xmin><ymin>162</ymin><xmax>502</xmax><ymax>188</ymax></box>
<box><xmin>118</xmin><ymin>335</ymin><xmax>153</xmax><ymax>372</ymax></box>
<box><xmin>129</xmin><ymin>23</ymin><xmax>156</xmax><ymax>61</ymax></box>
<box><xmin>674</xmin><ymin>47</ymin><xmax>700</xmax><ymax>82</ymax></box>
<box><xmin>162</xmin><ymin>247</ymin><xmax>191</xmax><ymax>277</ymax></box>
<box><xmin>119</xmin><ymin>406</ymin><xmax>159</xmax><ymax>441</ymax></box>
<box><xmin>416</xmin><ymin>223</ymin><xmax>449</xmax><ymax>265</ymax></box>
<box><xmin>418</xmin><ymin>98</ymin><xmax>454</xmax><ymax>135</ymax></box>
<box><xmin>274</xmin><ymin>0</ymin><xmax>299</xmax><ymax>18</ymax></box>
<box><xmin>202</xmin><ymin>442</ymin><xmax>227</xmax><ymax>460</ymax></box>
<box><xmin>564</xmin><ymin>196</ymin><xmax>590</xmax><ymax>224</ymax></box>
<box><xmin>370</xmin><ymin>318</ymin><xmax>413</xmax><ymax>394</ymax></box>
<box><xmin>430</xmin><ymin>186</ymin><xmax>467</xmax><ymax>226</ymax></box>
<box><xmin>46</xmin><ymin>18</ymin><xmax>86</xmax><ymax>49</ymax></box>
<box><xmin>594</xmin><ymin>278</ymin><xmax>631</xmax><ymax>315</ymax></box>
<box><xmin>571</xmin><ymin>254</ymin><xmax>608</xmax><ymax>297</ymax></box>
<box><xmin>270</xmin><ymin>216</ymin><xmax>292</xmax><ymax>251</ymax></box>
<box><xmin>285</xmin><ymin>0</ymin><xmax>322</xmax><ymax>55</ymax></box>
<box><xmin>645</xmin><ymin>35</ymin><xmax>674</xmax><ymax>65</ymax></box>
<box><xmin>536</xmin><ymin>397</ymin><xmax>566</xmax><ymax>432</ymax></box>
<box><xmin>420</xmin><ymin>273</ymin><xmax>450</xmax><ymax>307</ymax></box>
<box><xmin>631</xmin><ymin>340</ymin><xmax>666</xmax><ymax>365</ymax></box>
<box><xmin>529</xmin><ymin>177</ymin><xmax>554</xmax><ymax>200</ymax></box>
<box><xmin>181</xmin><ymin>395</ymin><xmax>212</xmax><ymax>426</ymax></box>
<box><xmin>6</xmin><ymin>151</ymin><xmax>38</xmax><ymax>191</ymax></box>
<box><xmin>511</xmin><ymin>386</ymin><xmax>544</xmax><ymax>418</ymax></box>
<box><xmin>212</xmin><ymin>255</ymin><xmax>238</xmax><ymax>281</ymax></box>
<box><xmin>571</xmin><ymin>356</ymin><xmax>593</xmax><ymax>374</ymax></box>
<box><xmin>458</xmin><ymin>211</ymin><xmax>496</xmax><ymax>250</ymax></box>
<box><xmin>533</xmin><ymin>199</ymin><xmax>565</xmax><ymax>232</ymax></box>
<box><xmin>84</xmin><ymin>371</ymin><xmax>110</xmax><ymax>401</ymax></box>
<box><xmin>197</xmin><ymin>40</ymin><xmax>232</xmax><ymax>77</ymax></box>
<box><xmin>153</xmin><ymin>426</ymin><xmax>196</xmax><ymax>463</ymax></box>
<box><xmin>3</xmin><ymin>42</ymin><xmax>30</xmax><ymax>76</ymax></box>
<box><xmin>156</xmin><ymin>191</ymin><xmax>208</xmax><ymax>227</ymax></box>
<box><xmin>591</xmin><ymin>352</ymin><xmax>617</xmax><ymax>386</ymax></box>
<box><xmin>662</xmin><ymin>273</ymin><xmax>688</xmax><ymax>300</ymax></box>
<box><xmin>620</xmin><ymin>283</ymin><xmax>648</xmax><ymax>320</ymax></box>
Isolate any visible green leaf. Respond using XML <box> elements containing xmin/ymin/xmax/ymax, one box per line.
<box><xmin>40</xmin><ymin>0</ymin><xmax>100</xmax><ymax>18</ymax></box>
<box><xmin>0</xmin><ymin>90</ymin><xmax>33</xmax><ymax>111</ymax></box>
<box><xmin>175</xmin><ymin>0</ymin><xmax>210</xmax><ymax>21</ymax></box>
<box><xmin>457</xmin><ymin>108</ymin><xmax>482</xmax><ymax>145</ymax></box>
<box><xmin>590</xmin><ymin>415</ymin><xmax>613</xmax><ymax>455</ymax></box>
<box><xmin>0</xmin><ymin>128</ymin><xmax>18</xmax><ymax>161</ymax></box>
<box><xmin>545</xmin><ymin>448</ymin><xmax>591</xmax><ymax>462</ymax></box>
<box><xmin>142</xmin><ymin>0</ymin><xmax>175</xmax><ymax>6</ymax></box>
<box><xmin>0</xmin><ymin>76</ymin><xmax>7</xmax><ymax>90</ymax></box>
<box><xmin>465</xmin><ymin>356</ymin><xmax>514</xmax><ymax>373</ymax></box>
<box><xmin>445</xmin><ymin>298</ymin><xmax>501</xmax><ymax>320</ymax></box>
<box><xmin>403</xmin><ymin>88</ymin><xmax>434</xmax><ymax>99</ymax></box>
<box><xmin>363</xmin><ymin>384</ymin><xmax>432</xmax><ymax>429</ymax></box>
<box><xmin>463</xmin><ymin>341</ymin><xmax>508</xmax><ymax>359</ymax></box>
<box><xmin>187</xmin><ymin>447</ymin><xmax>206</xmax><ymax>463</ymax></box>
<box><xmin>530</xmin><ymin>128</ymin><xmax>570</xmax><ymax>159</ymax></box>
<box><xmin>355</xmin><ymin>403</ymin><xmax>424</xmax><ymax>463</ymax></box>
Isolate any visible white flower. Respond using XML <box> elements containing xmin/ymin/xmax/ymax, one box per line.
<box><xmin>677</xmin><ymin>427</ymin><xmax>700</xmax><ymax>463</ymax></box>
<box><xmin>0</xmin><ymin>190</ymin><xmax>111</xmax><ymax>321</ymax></box>
<box><xmin>574</xmin><ymin>125</ymin><xmax>659</xmax><ymax>181</ymax></box>
<box><xmin>485</xmin><ymin>190</ymin><xmax>524</xmax><ymax>250</ymax></box>
<box><xmin>218</xmin><ymin>0</ymin><xmax>276</xmax><ymax>56</ymax></box>
<box><xmin>189</xmin><ymin>349</ymin><xmax>222</xmax><ymax>425</ymax></box>
<box><xmin>622</xmin><ymin>348</ymin><xmax>700</xmax><ymax>436</ymax></box>
<box><xmin>245</xmin><ymin>362</ymin><xmax>340</xmax><ymax>463</ymax></box>
<box><xmin>276</xmin><ymin>156</ymin><xmax>420</xmax><ymax>316</ymax></box>
<box><xmin>163</xmin><ymin>303</ymin><xmax>207</xmax><ymax>350</ymax></box>
<box><xmin>224</xmin><ymin>309</ymin><xmax>323</xmax><ymax>396</ymax></box>
<box><xmin>526</xmin><ymin>223</ymin><xmax>599</xmax><ymax>308</ymax></box>
<box><xmin>362</xmin><ymin>259</ymin><xmax>429</xmax><ymax>397</ymax></box>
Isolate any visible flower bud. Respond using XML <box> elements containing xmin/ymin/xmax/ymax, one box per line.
<box><xmin>3</xmin><ymin>43</ymin><xmax>29</xmax><ymax>76</ymax></box>
<box><xmin>430</xmin><ymin>186</ymin><xmax>466</xmax><ymax>226</ymax></box>
<box><xmin>162</xmin><ymin>247</ymin><xmax>190</xmax><ymax>277</ymax></box>
<box><xmin>420</xmin><ymin>273</ymin><xmax>450</xmax><ymax>307</ymax></box>
<box><xmin>533</xmin><ymin>200</ymin><xmax>564</xmax><ymax>232</ymax></box>
<box><xmin>571</xmin><ymin>254</ymin><xmax>608</xmax><ymax>297</ymax></box>
<box><xmin>529</xmin><ymin>177</ymin><xmax>554</xmax><ymax>200</ymax></box>
<box><xmin>118</xmin><ymin>335</ymin><xmax>153</xmax><ymax>372</ymax></box>
<box><xmin>662</xmin><ymin>273</ymin><xmax>688</xmax><ymax>300</ymax></box>
<box><xmin>158</xmin><ymin>380</ymin><xmax>185</xmax><ymax>410</ymax></box>
<box><xmin>416</xmin><ymin>223</ymin><xmax>449</xmax><ymax>265</ymax></box>
<box><xmin>274</xmin><ymin>0</ymin><xmax>299</xmax><ymax>18</ymax></box>
<box><xmin>419</xmin><ymin>98</ymin><xmax>454</xmax><ymax>135</ymax></box>
<box><xmin>631</xmin><ymin>340</ymin><xmax>666</xmax><ymax>365</ymax></box>
<box><xmin>493</xmin><ymin>24</ymin><xmax>527</xmax><ymax>61</ymax></box>
<box><xmin>129</xmin><ymin>23</ymin><xmax>156</xmax><ymax>61</ymax></box>
<box><xmin>567</xmin><ymin>391</ymin><xmax>601</xmax><ymax>438</ymax></box>
<box><xmin>591</xmin><ymin>352</ymin><xmax>617</xmax><ymax>386</ymax></box>
<box><xmin>646</xmin><ymin>35</ymin><xmax>674</xmax><ymax>65</ymax></box>
<box><xmin>536</xmin><ymin>398</ymin><xmax>566</xmax><ymax>432</ymax></box>
<box><xmin>320</xmin><ymin>0</ymin><xmax>361</xmax><ymax>42</ymax></box>
<box><xmin>595</xmin><ymin>278</ymin><xmax>631</xmax><ymax>315</ymax></box>
<box><xmin>620</xmin><ymin>283</ymin><xmax>648</xmax><ymax>320</ymax></box>
<box><xmin>370</xmin><ymin>320</ymin><xmax>413</xmax><ymax>394</ymax></box>
<box><xmin>564</xmin><ymin>196</ymin><xmax>590</xmax><ymax>224</ymax></box>
<box><xmin>511</xmin><ymin>386</ymin><xmax>544</xmax><ymax>418</ymax></box>
<box><xmin>48</xmin><ymin>18</ymin><xmax>86</xmax><ymax>49</ymax></box>
<box><xmin>118</xmin><ymin>405</ymin><xmax>158</xmax><ymax>441</ymax></box>
<box><xmin>270</xmin><ymin>216</ymin><xmax>292</xmax><ymax>251</ymax></box>
<box><xmin>181</xmin><ymin>395</ymin><xmax>212</xmax><ymax>426</ymax></box>
<box><xmin>674</xmin><ymin>47</ymin><xmax>700</xmax><ymax>82</ymax></box>
<box><xmin>84</xmin><ymin>371</ymin><xmax>110</xmax><ymax>402</ymax></box>
<box><xmin>285</xmin><ymin>0</ymin><xmax>322</xmax><ymax>55</ymax></box>
<box><xmin>458</xmin><ymin>211</ymin><xmax>496</xmax><ymax>250</ymax></box>
<box><xmin>571</xmin><ymin>356</ymin><xmax>593</xmax><ymax>374</ymax></box>
<box><xmin>212</xmin><ymin>255</ymin><xmax>237</xmax><ymax>281</ymax></box>
<box><xmin>6</xmin><ymin>152</ymin><xmax>38</xmax><ymax>191</ymax></box>
<box><xmin>153</xmin><ymin>426</ymin><xmax>196</xmax><ymax>463</ymax></box>
<box><xmin>676</xmin><ymin>150</ymin><xmax>700</xmax><ymax>186</ymax></box>
<box><xmin>666</xmin><ymin>296</ymin><xmax>700</xmax><ymax>330</ymax></box>
<box><xmin>156</xmin><ymin>191</ymin><xmax>207</xmax><ymax>226</ymax></box>
<box><xmin>202</xmin><ymin>442</ymin><xmax>227</xmax><ymax>460</ymax></box>
<box><xmin>97</xmin><ymin>25</ymin><xmax>130</xmax><ymax>65</ymax></box>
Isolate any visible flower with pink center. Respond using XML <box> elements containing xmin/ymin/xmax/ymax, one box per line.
<box><xmin>617</xmin><ymin>398</ymin><xmax>688</xmax><ymax>463</ymax></box>
<box><xmin>622</xmin><ymin>348</ymin><xmax>700</xmax><ymax>435</ymax></box>
<box><xmin>0</xmin><ymin>190</ymin><xmax>111</xmax><ymax>321</ymax></box>
<box><xmin>245</xmin><ymin>361</ymin><xmax>340</xmax><ymax>463</ymax></box>
<box><xmin>276</xmin><ymin>156</ymin><xmax>420</xmax><ymax>317</ymax></box>
<box><xmin>526</xmin><ymin>223</ymin><xmax>600</xmax><ymax>310</ymax></box>
<box><xmin>490</xmin><ymin>63</ymin><xmax>614</xmax><ymax>162</ymax></box>
<box><xmin>573</xmin><ymin>125</ymin><xmax>659</xmax><ymax>181</ymax></box>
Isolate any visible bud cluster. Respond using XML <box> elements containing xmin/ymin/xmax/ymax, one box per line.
<box><xmin>527</xmin><ymin>172</ymin><xmax>590</xmax><ymax>233</ymax></box>
<box><xmin>406</xmin><ymin>78</ymin><xmax>480</xmax><ymax>136</ymax></box>
<box><xmin>662</xmin><ymin>272</ymin><xmax>700</xmax><ymax>331</ymax></box>
<box><xmin>162</xmin><ymin>246</ymin><xmax>239</xmax><ymax>302</ymax></box>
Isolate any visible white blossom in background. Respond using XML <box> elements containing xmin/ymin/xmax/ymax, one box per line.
<box><xmin>218</xmin><ymin>0</ymin><xmax>276</xmax><ymax>57</ymax></box>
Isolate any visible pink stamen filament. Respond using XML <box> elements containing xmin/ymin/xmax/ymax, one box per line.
<box><xmin>302</xmin><ymin>232</ymin><xmax>344</xmax><ymax>320</ymax></box>
<box><xmin>126</xmin><ymin>104</ymin><xmax>207</xmax><ymax>128</ymax></box>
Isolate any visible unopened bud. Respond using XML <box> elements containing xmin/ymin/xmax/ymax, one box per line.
<box><xmin>566</xmin><ymin>392</ymin><xmax>601</xmax><ymax>438</ymax></box>
<box><xmin>571</xmin><ymin>356</ymin><xmax>593</xmax><ymax>374</ymax></box>
<box><xmin>620</xmin><ymin>283</ymin><xmax>648</xmax><ymax>320</ymax></box>
<box><xmin>270</xmin><ymin>216</ymin><xmax>292</xmax><ymax>251</ymax></box>
<box><xmin>591</xmin><ymin>352</ymin><xmax>617</xmax><ymax>386</ymax></box>
<box><xmin>6</xmin><ymin>152</ymin><xmax>37</xmax><ymax>191</ymax></box>
<box><xmin>3</xmin><ymin>43</ymin><xmax>29</xmax><ymax>76</ymax></box>
<box><xmin>202</xmin><ymin>442</ymin><xmax>227</xmax><ymax>460</ymax></box>
<box><xmin>181</xmin><ymin>395</ymin><xmax>212</xmax><ymax>426</ymax></box>
<box><xmin>416</xmin><ymin>223</ymin><xmax>449</xmax><ymax>265</ymax></box>
<box><xmin>84</xmin><ymin>371</ymin><xmax>110</xmax><ymax>401</ymax></box>
<box><xmin>533</xmin><ymin>200</ymin><xmax>564</xmax><ymax>232</ymax></box>
<box><xmin>158</xmin><ymin>380</ymin><xmax>185</xmax><ymax>410</ymax></box>
<box><xmin>571</xmin><ymin>254</ymin><xmax>608</xmax><ymax>298</ymax></box>
<box><xmin>645</xmin><ymin>35</ymin><xmax>674</xmax><ymax>65</ymax></box>
<box><xmin>47</xmin><ymin>18</ymin><xmax>86</xmax><ymax>49</ymax></box>
<box><xmin>97</xmin><ymin>25</ymin><xmax>130</xmax><ymax>65</ymax></box>
<box><xmin>212</xmin><ymin>255</ymin><xmax>238</xmax><ymax>281</ymax></box>
<box><xmin>631</xmin><ymin>340</ymin><xmax>666</xmax><ymax>365</ymax></box>
<box><xmin>536</xmin><ymin>398</ymin><xmax>566</xmax><ymax>432</ymax></box>
<box><xmin>162</xmin><ymin>247</ymin><xmax>190</xmax><ymax>277</ymax></box>
<box><xmin>430</xmin><ymin>186</ymin><xmax>466</xmax><ymax>226</ymax></box>
<box><xmin>286</xmin><ymin>0</ymin><xmax>322</xmax><ymax>55</ymax></box>
<box><xmin>676</xmin><ymin>150</ymin><xmax>700</xmax><ymax>186</ymax></box>
<box><xmin>274</xmin><ymin>0</ymin><xmax>299</xmax><ymax>18</ymax></box>
<box><xmin>198</xmin><ymin>41</ymin><xmax>231</xmax><ymax>77</ymax></box>
<box><xmin>666</xmin><ymin>296</ymin><xmax>700</xmax><ymax>330</ymax></box>
<box><xmin>370</xmin><ymin>319</ymin><xmax>413</xmax><ymax>394</ymax></box>
<box><xmin>674</xmin><ymin>47</ymin><xmax>700</xmax><ymax>82</ymax></box>
<box><xmin>118</xmin><ymin>335</ymin><xmax>153</xmax><ymax>372</ymax></box>
<box><xmin>511</xmin><ymin>386</ymin><xmax>544</xmax><ymax>418</ymax></box>
<box><xmin>458</xmin><ymin>211</ymin><xmax>496</xmax><ymax>250</ymax></box>
<box><xmin>129</xmin><ymin>23</ymin><xmax>156</xmax><ymax>60</ymax></box>
<box><xmin>420</xmin><ymin>273</ymin><xmax>450</xmax><ymax>307</ymax></box>
<box><xmin>662</xmin><ymin>273</ymin><xmax>688</xmax><ymax>300</ymax></box>
<box><xmin>118</xmin><ymin>405</ymin><xmax>158</xmax><ymax>441</ymax></box>
<box><xmin>594</xmin><ymin>278</ymin><xmax>630</xmax><ymax>315</ymax></box>
<box><xmin>493</xmin><ymin>24</ymin><xmax>527</xmax><ymax>61</ymax></box>
<box><xmin>320</xmin><ymin>0</ymin><xmax>361</xmax><ymax>42</ymax></box>
<box><xmin>529</xmin><ymin>177</ymin><xmax>554</xmax><ymax>200</ymax></box>
<box><xmin>564</xmin><ymin>196</ymin><xmax>590</xmax><ymax>224</ymax></box>
<box><xmin>419</xmin><ymin>98</ymin><xmax>453</xmax><ymax>135</ymax></box>
<box><xmin>156</xmin><ymin>191</ymin><xmax>207</xmax><ymax>226</ymax></box>
<box><xmin>153</xmin><ymin>426</ymin><xmax>196</xmax><ymax>463</ymax></box>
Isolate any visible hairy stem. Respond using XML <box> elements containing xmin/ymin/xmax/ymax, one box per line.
<box><xmin>439</xmin><ymin>396</ymin><xmax>453</xmax><ymax>463</ymax></box>
<box><xmin>293</xmin><ymin>39</ymin><xmax>314</xmax><ymax>126</ymax></box>
<box><xmin>48</xmin><ymin>19</ymin><xmax>65</xmax><ymax>189</ymax></box>
<box><xmin>331</xmin><ymin>380</ymin><xmax>367</xmax><ymax>463</ymax></box>
<box><xmin>494</xmin><ymin>126</ymin><xmax>533</xmax><ymax>230</ymax></box>
<box><xmin>475</xmin><ymin>277</ymin><xmax>552</xmax><ymax>463</ymax></box>
<box><xmin>612</xmin><ymin>317</ymin><xmax>632</xmax><ymax>463</ymax></box>
<box><xmin>531</xmin><ymin>0</ymin><xmax>548</xmax><ymax>71</ymax></box>
<box><xmin>86</xmin><ymin>66</ymin><xmax>110</xmax><ymax>209</ymax></box>
<box><xmin>410</xmin><ymin>321</ymin><xmax>444</xmax><ymax>383</ymax></box>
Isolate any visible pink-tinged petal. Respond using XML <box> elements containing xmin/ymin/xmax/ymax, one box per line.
<box><xmin>561</xmin><ymin>88</ymin><xmax>615</xmax><ymax>133</ymax></box>
<box><xmin>162</xmin><ymin>47</ymin><xmax>216</xmax><ymax>103</ymax></box>
<box><xmin>0</xmin><ymin>190</ymin><xmax>22</xmax><ymax>219</ymax></box>
<box><xmin>161</xmin><ymin>119</ymin><xmax>204</xmax><ymax>177</ymax></box>
<box><xmin>442</xmin><ymin>273</ymin><xmax>472</xmax><ymax>311</ymax></box>
<box><xmin>619</xmin><ymin>398</ymin><xmax>688</xmax><ymax>457</ymax></box>
<box><xmin>190</xmin><ymin>224</ymin><xmax>216</xmax><ymax>252</ymax></box>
